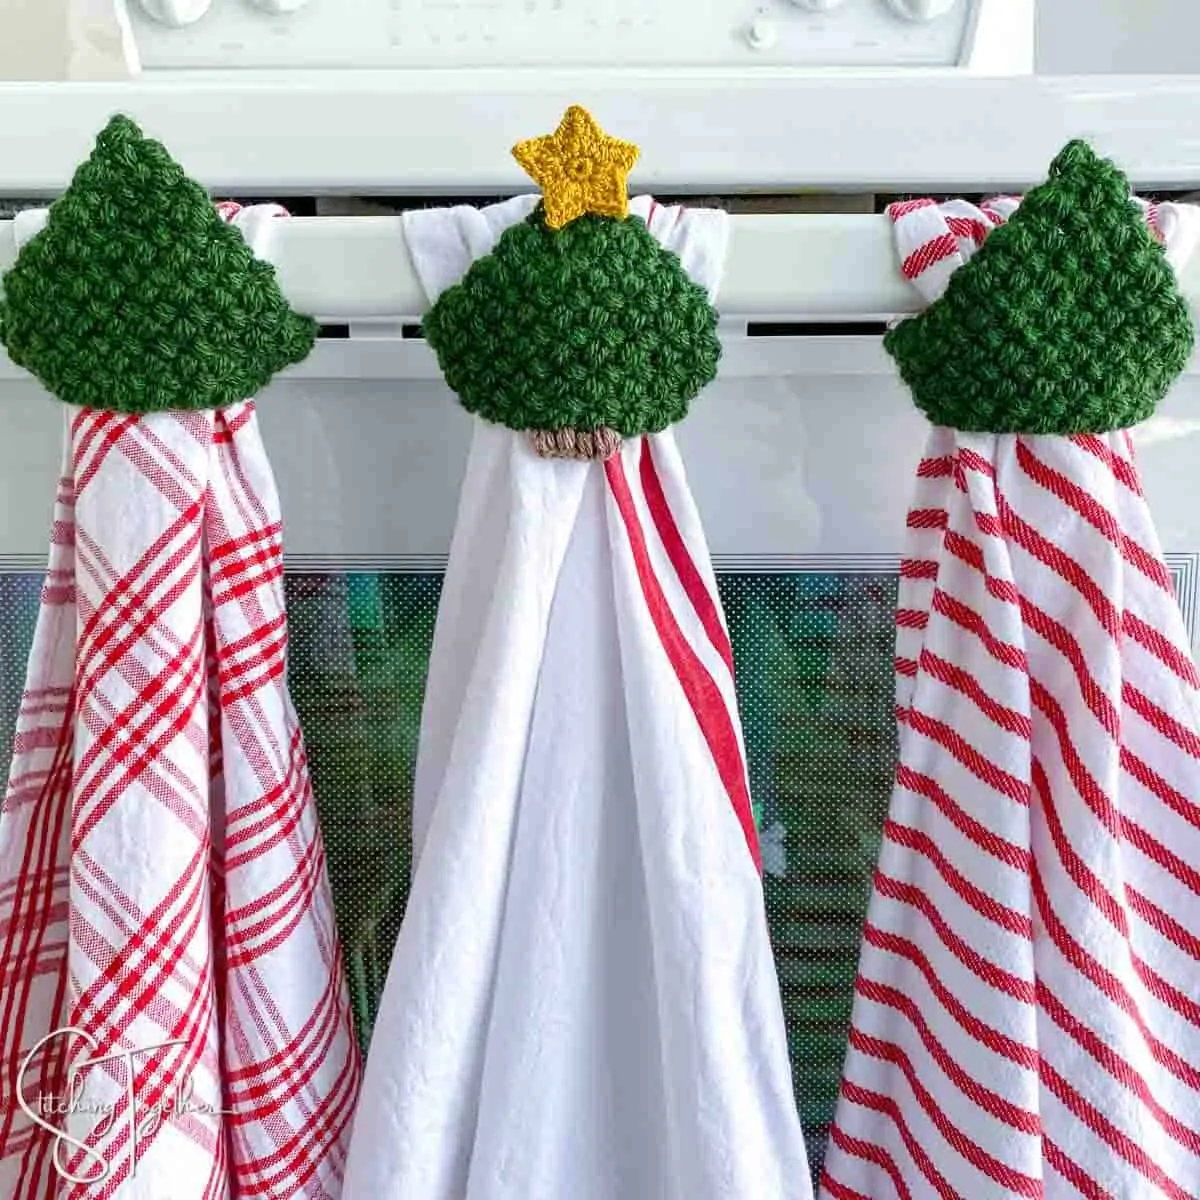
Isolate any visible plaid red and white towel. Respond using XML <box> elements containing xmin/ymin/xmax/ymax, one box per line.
<box><xmin>821</xmin><ymin>197</ymin><xmax>1200</xmax><ymax>1199</ymax></box>
<box><xmin>0</xmin><ymin>207</ymin><xmax>361</xmax><ymax>1199</ymax></box>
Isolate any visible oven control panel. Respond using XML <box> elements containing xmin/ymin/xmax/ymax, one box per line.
<box><xmin>127</xmin><ymin>0</ymin><xmax>1029</xmax><ymax>71</ymax></box>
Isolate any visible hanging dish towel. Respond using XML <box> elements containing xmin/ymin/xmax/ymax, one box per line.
<box><xmin>0</xmin><ymin>116</ymin><xmax>361</xmax><ymax>1198</ymax></box>
<box><xmin>821</xmin><ymin>142</ymin><xmax>1200</xmax><ymax>1200</ymax></box>
<box><xmin>342</xmin><ymin>108</ymin><xmax>811</xmax><ymax>1200</ymax></box>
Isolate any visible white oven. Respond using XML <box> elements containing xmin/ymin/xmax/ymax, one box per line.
<box><xmin>2</xmin><ymin>1</ymin><xmax>1199</xmax><ymax>1182</ymax></box>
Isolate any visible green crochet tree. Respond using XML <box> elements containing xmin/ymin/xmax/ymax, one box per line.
<box><xmin>423</xmin><ymin>107</ymin><xmax>721</xmax><ymax>459</ymax></box>
<box><xmin>885</xmin><ymin>139</ymin><xmax>1194</xmax><ymax>435</ymax></box>
<box><xmin>0</xmin><ymin>114</ymin><xmax>316</xmax><ymax>414</ymax></box>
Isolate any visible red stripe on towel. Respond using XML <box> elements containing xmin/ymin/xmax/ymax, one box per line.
<box><xmin>605</xmin><ymin>454</ymin><xmax>760</xmax><ymax>871</ymax></box>
<box><xmin>637</xmin><ymin>440</ymin><xmax>736</xmax><ymax>678</ymax></box>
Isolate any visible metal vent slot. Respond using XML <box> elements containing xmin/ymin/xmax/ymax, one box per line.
<box><xmin>748</xmin><ymin>321</ymin><xmax>891</xmax><ymax>338</ymax></box>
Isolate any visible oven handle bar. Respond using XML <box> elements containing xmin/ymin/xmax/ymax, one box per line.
<box><xmin>4</xmin><ymin>209</ymin><xmax>1200</xmax><ymax>323</ymax></box>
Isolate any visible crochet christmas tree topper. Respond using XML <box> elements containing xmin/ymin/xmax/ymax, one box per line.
<box><xmin>423</xmin><ymin>105</ymin><xmax>722</xmax><ymax>460</ymax></box>
<box><xmin>885</xmin><ymin>139</ymin><xmax>1194</xmax><ymax>435</ymax></box>
<box><xmin>0</xmin><ymin>114</ymin><xmax>316</xmax><ymax>414</ymax></box>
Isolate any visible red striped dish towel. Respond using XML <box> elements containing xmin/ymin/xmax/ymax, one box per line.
<box><xmin>0</xmin><ymin>206</ymin><xmax>361</xmax><ymax>1198</ymax></box>
<box><xmin>820</xmin><ymin>197</ymin><xmax>1200</xmax><ymax>1199</ymax></box>
<box><xmin>341</xmin><ymin>196</ymin><xmax>812</xmax><ymax>1200</ymax></box>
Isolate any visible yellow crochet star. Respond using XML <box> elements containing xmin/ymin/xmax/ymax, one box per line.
<box><xmin>512</xmin><ymin>106</ymin><xmax>640</xmax><ymax>231</ymax></box>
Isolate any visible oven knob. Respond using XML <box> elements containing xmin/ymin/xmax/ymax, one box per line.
<box><xmin>885</xmin><ymin>0</ymin><xmax>960</xmax><ymax>18</ymax></box>
<box><xmin>788</xmin><ymin>0</ymin><xmax>848</xmax><ymax>10</ymax></box>
<box><xmin>745</xmin><ymin>16</ymin><xmax>778</xmax><ymax>48</ymax></box>
<box><xmin>136</xmin><ymin>0</ymin><xmax>212</xmax><ymax>25</ymax></box>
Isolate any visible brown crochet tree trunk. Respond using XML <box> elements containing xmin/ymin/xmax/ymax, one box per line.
<box><xmin>528</xmin><ymin>426</ymin><xmax>623</xmax><ymax>461</ymax></box>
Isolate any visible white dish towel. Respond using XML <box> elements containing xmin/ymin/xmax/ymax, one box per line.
<box><xmin>341</xmin><ymin>195</ymin><xmax>812</xmax><ymax>1200</ymax></box>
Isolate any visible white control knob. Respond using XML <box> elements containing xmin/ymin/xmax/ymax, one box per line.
<box><xmin>789</xmin><ymin>0</ymin><xmax>847</xmax><ymax>10</ymax></box>
<box><xmin>885</xmin><ymin>0</ymin><xmax>960</xmax><ymax>19</ymax></box>
<box><xmin>137</xmin><ymin>0</ymin><xmax>211</xmax><ymax>25</ymax></box>
<box><xmin>247</xmin><ymin>0</ymin><xmax>310</xmax><ymax>11</ymax></box>
<box><xmin>745</xmin><ymin>16</ymin><xmax>778</xmax><ymax>48</ymax></box>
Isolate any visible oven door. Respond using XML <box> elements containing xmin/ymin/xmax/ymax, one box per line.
<box><xmin>3</xmin><ymin>303</ymin><xmax>1199</xmax><ymax>1178</ymax></box>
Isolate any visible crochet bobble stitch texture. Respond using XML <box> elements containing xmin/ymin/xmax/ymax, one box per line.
<box><xmin>0</xmin><ymin>114</ymin><xmax>316</xmax><ymax>414</ymax></box>
<box><xmin>423</xmin><ymin>206</ymin><xmax>722</xmax><ymax>445</ymax></box>
<box><xmin>885</xmin><ymin>139</ymin><xmax>1195</xmax><ymax>435</ymax></box>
